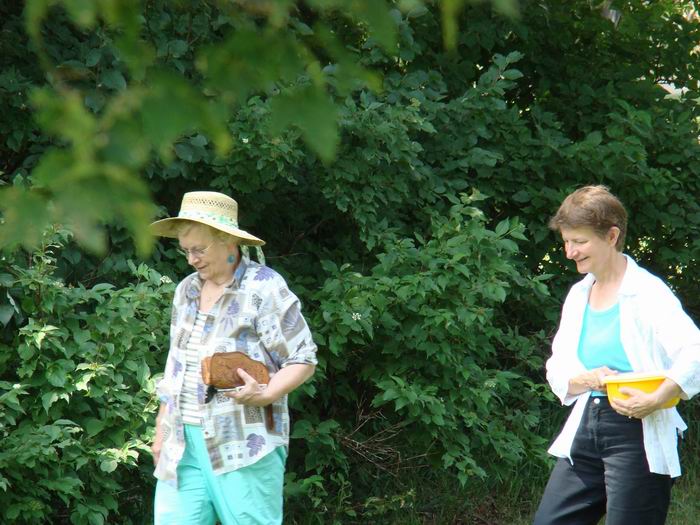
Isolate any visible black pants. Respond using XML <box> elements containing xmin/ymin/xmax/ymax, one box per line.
<box><xmin>533</xmin><ymin>397</ymin><xmax>673</xmax><ymax>525</ymax></box>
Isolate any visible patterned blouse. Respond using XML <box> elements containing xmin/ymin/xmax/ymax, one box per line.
<box><xmin>154</xmin><ymin>256</ymin><xmax>318</xmax><ymax>486</ymax></box>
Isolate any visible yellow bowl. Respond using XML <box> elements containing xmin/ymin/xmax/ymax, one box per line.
<box><xmin>602</xmin><ymin>372</ymin><xmax>679</xmax><ymax>409</ymax></box>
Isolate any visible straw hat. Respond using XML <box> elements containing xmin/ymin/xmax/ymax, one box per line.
<box><xmin>150</xmin><ymin>191</ymin><xmax>265</xmax><ymax>246</ymax></box>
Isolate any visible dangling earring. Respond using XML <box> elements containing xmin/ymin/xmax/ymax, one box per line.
<box><xmin>227</xmin><ymin>254</ymin><xmax>236</xmax><ymax>264</ymax></box>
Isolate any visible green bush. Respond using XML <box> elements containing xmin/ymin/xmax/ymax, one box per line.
<box><xmin>0</xmin><ymin>230</ymin><xmax>172</xmax><ymax>524</ymax></box>
<box><xmin>1</xmin><ymin>1</ymin><xmax>700</xmax><ymax>523</ymax></box>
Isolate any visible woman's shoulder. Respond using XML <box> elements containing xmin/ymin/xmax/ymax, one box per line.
<box><xmin>625</xmin><ymin>258</ymin><xmax>673</xmax><ymax>294</ymax></box>
<box><xmin>173</xmin><ymin>272</ymin><xmax>200</xmax><ymax>297</ymax></box>
<box><xmin>623</xmin><ymin>257</ymin><xmax>679</xmax><ymax>307</ymax></box>
<box><xmin>243</xmin><ymin>261</ymin><xmax>286</xmax><ymax>288</ymax></box>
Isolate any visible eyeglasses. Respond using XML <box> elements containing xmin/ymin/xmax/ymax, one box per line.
<box><xmin>177</xmin><ymin>242</ymin><xmax>214</xmax><ymax>259</ymax></box>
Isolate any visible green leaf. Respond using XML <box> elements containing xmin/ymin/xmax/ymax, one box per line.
<box><xmin>31</xmin><ymin>88</ymin><xmax>97</xmax><ymax>145</ymax></box>
<box><xmin>168</xmin><ymin>39</ymin><xmax>189</xmax><ymax>58</ymax></box>
<box><xmin>114</xmin><ymin>35</ymin><xmax>155</xmax><ymax>79</ymax></box>
<box><xmin>24</xmin><ymin>0</ymin><xmax>52</xmax><ymax>42</ymax></box>
<box><xmin>91</xmin><ymin>283</ymin><xmax>115</xmax><ymax>293</ymax></box>
<box><xmin>495</xmin><ymin>220</ymin><xmax>509</xmax><ymax>237</ymax></box>
<box><xmin>18</xmin><ymin>344</ymin><xmax>35</xmax><ymax>360</ymax></box>
<box><xmin>6</xmin><ymin>504</ymin><xmax>20</xmax><ymax>519</ymax></box>
<box><xmin>101</xmin><ymin>70</ymin><xmax>127</xmax><ymax>91</ymax></box>
<box><xmin>63</xmin><ymin>0</ymin><xmax>97</xmax><ymax>28</ymax></box>
<box><xmin>269</xmin><ymin>86</ymin><xmax>339</xmax><ymax>161</ymax></box>
<box><xmin>141</xmin><ymin>70</ymin><xmax>231</xmax><ymax>156</ymax></box>
<box><xmin>502</xmin><ymin>68</ymin><xmax>523</xmax><ymax>80</ymax></box>
<box><xmin>0</xmin><ymin>305</ymin><xmax>13</xmax><ymax>327</ymax></box>
<box><xmin>46</xmin><ymin>366</ymin><xmax>68</xmax><ymax>388</ymax></box>
<box><xmin>102</xmin><ymin>118</ymin><xmax>151</xmax><ymax>168</ymax></box>
<box><xmin>100</xmin><ymin>459</ymin><xmax>118</xmax><ymax>473</ymax></box>
<box><xmin>350</xmin><ymin>0</ymin><xmax>397</xmax><ymax>51</ymax></box>
<box><xmin>492</xmin><ymin>0</ymin><xmax>519</xmax><ymax>17</ymax></box>
<box><xmin>41</xmin><ymin>391</ymin><xmax>59</xmax><ymax>413</ymax></box>
<box><xmin>85</xmin><ymin>49</ymin><xmax>102</xmax><ymax>67</ymax></box>
<box><xmin>440</xmin><ymin>0</ymin><xmax>465</xmax><ymax>50</ymax></box>
<box><xmin>584</xmin><ymin>131</ymin><xmax>603</xmax><ymax>147</ymax></box>
<box><xmin>84</xmin><ymin>90</ymin><xmax>106</xmax><ymax>113</ymax></box>
<box><xmin>84</xmin><ymin>417</ymin><xmax>106</xmax><ymax>437</ymax></box>
<box><xmin>511</xmin><ymin>190</ymin><xmax>530</xmax><ymax>203</ymax></box>
<box><xmin>190</xmin><ymin>134</ymin><xmax>208</xmax><ymax>147</ymax></box>
<box><xmin>198</xmin><ymin>30</ymin><xmax>304</xmax><ymax>103</ymax></box>
<box><xmin>0</xmin><ymin>187</ymin><xmax>51</xmax><ymax>250</ymax></box>
<box><xmin>174</xmin><ymin>143</ymin><xmax>194</xmax><ymax>162</ymax></box>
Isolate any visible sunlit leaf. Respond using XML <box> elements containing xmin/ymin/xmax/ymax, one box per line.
<box><xmin>114</xmin><ymin>35</ymin><xmax>155</xmax><ymax>80</ymax></box>
<box><xmin>24</xmin><ymin>0</ymin><xmax>52</xmax><ymax>42</ymax></box>
<box><xmin>269</xmin><ymin>86</ymin><xmax>339</xmax><ymax>161</ymax></box>
<box><xmin>349</xmin><ymin>0</ymin><xmax>398</xmax><ymax>51</ymax></box>
<box><xmin>198</xmin><ymin>29</ymin><xmax>304</xmax><ymax>103</ymax></box>
<box><xmin>492</xmin><ymin>0</ymin><xmax>519</xmax><ymax>17</ymax></box>
<box><xmin>0</xmin><ymin>187</ymin><xmax>51</xmax><ymax>250</ymax></box>
<box><xmin>31</xmin><ymin>88</ymin><xmax>97</xmax><ymax>151</ymax></box>
<box><xmin>101</xmin><ymin>118</ymin><xmax>151</xmax><ymax>168</ymax></box>
<box><xmin>62</xmin><ymin>0</ymin><xmax>98</xmax><ymax>28</ymax></box>
<box><xmin>99</xmin><ymin>459</ymin><xmax>118</xmax><ymax>473</ymax></box>
<box><xmin>141</xmin><ymin>69</ymin><xmax>230</xmax><ymax>157</ymax></box>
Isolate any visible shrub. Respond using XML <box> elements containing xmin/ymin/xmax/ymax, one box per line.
<box><xmin>0</xmin><ymin>229</ymin><xmax>172</xmax><ymax>524</ymax></box>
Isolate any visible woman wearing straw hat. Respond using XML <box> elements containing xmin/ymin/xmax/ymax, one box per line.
<box><xmin>533</xmin><ymin>186</ymin><xmax>700</xmax><ymax>525</ymax></box>
<box><xmin>150</xmin><ymin>191</ymin><xmax>317</xmax><ymax>524</ymax></box>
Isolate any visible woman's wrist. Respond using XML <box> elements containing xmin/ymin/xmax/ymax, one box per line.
<box><xmin>651</xmin><ymin>379</ymin><xmax>682</xmax><ymax>409</ymax></box>
<box><xmin>257</xmin><ymin>387</ymin><xmax>279</xmax><ymax>406</ymax></box>
<box><xmin>568</xmin><ymin>372</ymin><xmax>592</xmax><ymax>395</ymax></box>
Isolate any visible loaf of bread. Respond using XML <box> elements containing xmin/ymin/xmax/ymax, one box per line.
<box><xmin>201</xmin><ymin>352</ymin><xmax>270</xmax><ymax>389</ymax></box>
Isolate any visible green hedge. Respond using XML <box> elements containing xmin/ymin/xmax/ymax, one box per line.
<box><xmin>1</xmin><ymin>1</ymin><xmax>699</xmax><ymax>523</ymax></box>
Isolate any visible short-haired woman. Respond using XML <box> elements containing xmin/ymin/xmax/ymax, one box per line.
<box><xmin>533</xmin><ymin>185</ymin><xmax>700</xmax><ymax>525</ymax></box>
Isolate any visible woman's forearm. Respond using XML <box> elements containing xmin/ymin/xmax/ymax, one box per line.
<box><xmin>264</xmin><ymin>363</ymin><xmax>315</xmax><ymax>403</ymax></box>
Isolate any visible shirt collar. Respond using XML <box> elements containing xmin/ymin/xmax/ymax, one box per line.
<box><xmin>617</xmin><ymin>254</ymin><xmax>641</xmax><ymax>297</ymax></box>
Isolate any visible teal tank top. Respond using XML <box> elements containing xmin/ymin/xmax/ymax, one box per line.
<box><xmin>577</xmin><ymin>302</ymin><xmax>632</xmax><ymax>396</ymax></box>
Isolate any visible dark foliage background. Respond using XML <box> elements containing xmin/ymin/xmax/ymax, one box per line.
<box><xmin>1</xmin><ymin>1</ymin><xmax>699</xmax><ymax>523</ymax></box>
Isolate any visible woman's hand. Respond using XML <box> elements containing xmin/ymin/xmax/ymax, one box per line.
<box><xmin>609</xmin><ymin>388</ymin><xmax>661</xmax><ymax>419</ymax></box>
<box><xmin>225</xmin><ymin>363</ymin><xmax>315</xmax><ymax>407</ymax></box>
<box><xmin>225</xmin><ymin>368</ymin><xmax>272</xmax><ymax>407</ymax></box>
<box><xmin>609</xmin><ymin>379</ymin><xmax>682</xmax><ymax>419</ymax></box>
<box><xmin>152</xmin><ymin>404</ymin><xmax>166</xmax><ymax>466</ymax></box>
<box><xmin>568</xmin><ymin>366</ymin><xmax>618</xmax><ymax>396</ymax></box>
<box><xmin>151</xmin><ymin>432</ymin><xmax>163</xmax><ymax>466</ymax></box>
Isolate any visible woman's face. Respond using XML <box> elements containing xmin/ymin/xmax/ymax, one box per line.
<box><xmin>560</xmin><ymin>226</ymin><xmax>619</xmax><ymax>275</ymax></box>
<box><xmin>178</xmin><ymin>225</ymin><xmax>237</xmax><ymax>284</ymax></box>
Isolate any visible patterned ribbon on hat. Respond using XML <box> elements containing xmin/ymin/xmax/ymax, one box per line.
<box><xmin>179</xmin><ymin>209</ymin><xmax>240</xmax><ymax>228</ymax></box>
<box><xmin>240</xmin><ymin>245</ymin><xmax>266</xmax><ymax>266</ymax></box>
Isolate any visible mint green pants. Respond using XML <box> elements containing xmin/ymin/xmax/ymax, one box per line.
<box><xmin>154</xmin><ymin>425</ymin><xmax>286</xmax><ymax>525</ymax></box>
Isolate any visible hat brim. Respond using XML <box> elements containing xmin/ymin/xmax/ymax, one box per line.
<box><xmin>149</xmin><ymin>217</ymin><xmax>265</xmax><ymax>246</ymax></box>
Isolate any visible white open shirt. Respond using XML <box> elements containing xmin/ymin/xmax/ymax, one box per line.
<box><xmin>546</xmin><ymin>256</ymin><xmax>700</xmax><ymax>477</ymax></box>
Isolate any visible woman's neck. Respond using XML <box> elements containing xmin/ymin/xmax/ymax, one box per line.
<box><xmin>592</xmin><ymin>252</ymin><xmax>627</xmax><ymax>286</ymax></box>
<box><xmin>206</xmin><ymin>253</ymin><xmax>240</xmax><ymax>287</ymax></box>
